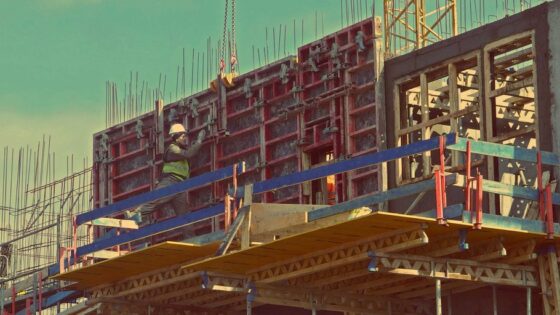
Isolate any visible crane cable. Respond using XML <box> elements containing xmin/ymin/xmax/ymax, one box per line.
<box><xmin>220</xmin><ymin>0</ymin><xmax>237</xmax><ymax>75</ymax></box>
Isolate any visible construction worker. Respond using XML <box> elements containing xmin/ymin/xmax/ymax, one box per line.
<box><xmin>126</xmin><ymin>123</ymin><xmax>205</xmax><ymax>238</ymax></box>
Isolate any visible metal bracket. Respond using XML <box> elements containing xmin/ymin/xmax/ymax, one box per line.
<box><xmin>244</xmin><ymin>78</ymin><xmax>253</xmax><ymax>99</ymax></box>
<box><xmin>367</xmin><ymin>251</ymin><xmax>378</xmax><ymax>272</ymax></box>
<box><xmin>200</xmin><ymin>271</ymin><xmax>210</xmax><ymax>289</ymax></box>
<box><xmin>322</xmin><ymin>125</ymin><xmax>339</xmax><ymax>135</ymax></box>
<box><xmin>135</xmin><ymin>120</ymin><xmax>144</xmax><ymax>139</ymax></box>
<box><xmin>279</xmin><ymin>63</ymin><xmax>290</xmax><ymax>84</ymax></box>
<box><xmin>291</xmin><ymin>85</ymin><xmax>304</xmax><ymax>96</ymax></box>
<box><xmin>355</xmin><ymin>31</ymin><xmax>366</xmax><ymax>52</ymax></box>
<box><xmin>329</xmin><ymin>42</ymin><xmax>340</xmax><ymax>59</ymax></box>
<box><xmin>187</xmin><ymin>97</ymin><xmax>199</xmax><ymax>118</ymax></box>
<box><xmin>167</xmin><ymin>108</ymin><xmax>178</xmax><ymax>124</ymax></box>
<box><xmin>458</xmin><ymin>229</ymin><xmax>469</xmax><ymax>251</ymax></box>
<box><xmin>247</xmin><ymin>281</ymin><xmax>257</xmax><ymax>303</ymax></box>
<box><xmin>253</xmin><ymin>98</ymin><xmax>266</xmax><ymax>110</ymax></box>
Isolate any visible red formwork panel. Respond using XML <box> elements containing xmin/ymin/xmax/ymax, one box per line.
<box><xmin>297</xmin><ymin>18</ymin><xmax>379</xmax><ymax>202</ymax></box>
<box><xmin>92</xmin><ymin>18</ymin><xmax>380</xmax><ymax>240</ymax></box>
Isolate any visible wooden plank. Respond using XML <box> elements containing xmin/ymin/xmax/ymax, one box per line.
<box><xmin>240</xmin><ymin>185</ymin><xmax>253</xmax><ymax>250</ymax></box>
<box><xmin>86</xmin><ymin>218</ymin><xmax>138</xmax><ymax>229</ymax></box>
<box><xmin>308</xmin><ymin>174</ymin><xmax>457</xmax><ymax>221</ymax></box>
<box><xmin>215</xmin><ymin>206</ymin><xmax>249</xmax><ymax>256</ymax></box>
<box><xmin>489</xmin><ymin>77</ymin><xmax>534</xmax><ymax>98</ymax></box>
<box><xmin>489</xmin><ymin>126</ymin><xmax>536</xmax><ymax>143</ymax></box>
<box><xmin>249</xmin><ymin>203</ymin><xmax>316</xmax><ymax>235</ymax></box>
<box><xmin>251</xmin><ymin>207</ymin><xmax>371</xmax><ymax>243</ymax></box>
<box><xmin>494</xmin><ymin>47</ymin><xmax>533</xmax><ymax>69</ymax></box>
<box><xmin>155</xmin><ymin>100</ymin><xmax>165</xmax><ymax>155</ymax></box>
<box><xmin>398</xmin><ymin>105</ymin><xmax>478</xmax><ymax>136</ymax></box>
<box><xmin>84</xmin><ymin>250</ymin><xmax>127</xmax><ymax>260</ymax></box>
<box><xmin>449</xmin><ymin>137</ymin><xmax>560</xmax><ymax>166</ymax></box>
<box><xmin>52</xmin><ymin>242</ymin><xmax>218</xmax><ymax>288</ymax></box>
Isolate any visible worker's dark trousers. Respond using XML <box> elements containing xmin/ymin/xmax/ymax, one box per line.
<box><xmin>135</xmin><ymin>175</ymin><xmax>195</xmax><ymax>238</ymax></box>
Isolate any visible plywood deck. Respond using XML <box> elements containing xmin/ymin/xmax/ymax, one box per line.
<box><xmin>184</xmin><ymin>211</ymin><xmax>558</xmax><ymax>275</ymax></box>
<box><xmin>52</xmin><ymin>241</ymin><xmax>219</xmax><ymax>288</ymax></box>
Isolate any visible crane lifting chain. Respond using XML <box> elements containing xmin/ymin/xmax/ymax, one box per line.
<box><xmin>220</xmin><ymin>0</ymin><xmax>237</xmax><ymax>75</ymax></box>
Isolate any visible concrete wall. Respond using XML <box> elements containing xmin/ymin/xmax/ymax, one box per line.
<box><xmin>549</xmin><ymin>0</ymin><xmax>560</xmax><ymax>183</ymax></box>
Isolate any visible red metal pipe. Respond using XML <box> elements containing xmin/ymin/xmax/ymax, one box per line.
<box><xmin>474</xmin><ymin>171</ymin><xmax>483</xmax><ymax>230</ymax></box>
<box><xmin>232</xmin><ymin>164</ymin><xmax>238</xmax><ymax>220</ymax></box>
<box><xmin>25</xmin><ymin>298</ymin><xmax>30</xmax><ymax>315</ymax></box>
<box><xmin>11</xmin><ymin>286</ymin><xmax>15</xmax><ymax>315</ymax></box>
<box><xmin>224</xmin><ymin>194</ymin><xmax>230</xmax><ymax>232</ymax></box>
<box><xmin>545</xmin><ymin>184</ymin><xmax>554</xmax><ymax>240</ymax></box>
<box><xmin>38</xmin><ymin>271</ymin><xmax>43</xmax><ymax>315</ymax></box>
<box><xmin>439</xmin><ymin>136</ymin><xmax>447</xmax><ymax>208</ymax></box>
<box><xmin>465</xmin><ymin>141</ymin><xmax>472</xmax><ymax>212</ymax></box>
<box><xmin>435</xmin><ymin>169</ymin><xmax>444</xmax><ymax>225</ymax></box>
<box><xmin>537</xmin><ymin>151</ymin><xmax>544</xmax><ymax>220</ymax></box>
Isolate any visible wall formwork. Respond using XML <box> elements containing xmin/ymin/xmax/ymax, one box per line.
<box><xmin>92</xmin><ymin>18</ymin><xmax>382</xmax><ymax>239</ymax></box>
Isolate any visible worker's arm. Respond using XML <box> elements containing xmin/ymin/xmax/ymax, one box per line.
<box><xmin>166</xmin><ymin>130</ymin><xmax>206</xmax><ymax>161</ymax></box>
<box><xmin>166</xmin><ymin>142</ymin><xmax>202</xmax><ymax>161</ymax></box>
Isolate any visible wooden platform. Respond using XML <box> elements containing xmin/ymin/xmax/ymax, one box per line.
<box><xmin>184</xmin><ymin>211</ymin><xmax>558</xmax><ymax>275</ymax></box>
<box><xmin>52</xmin><ymin>241</ymin><xmax>219</xmax><ymax>289</ymax></box>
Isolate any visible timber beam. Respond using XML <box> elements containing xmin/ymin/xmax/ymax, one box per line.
<box><xmin>538</xmin><ymin>247</ymin><xmax>560</xmax><ymax>315</ymax></box>
<box><xmin>368</xmin><ymin>251</ymin><xmax>538</xmax><ymax>287</ymax></box>
<box><xmin>248</xmin><ymin>226</ymin><xmax>429</xmax><ymax>283</ymax></box>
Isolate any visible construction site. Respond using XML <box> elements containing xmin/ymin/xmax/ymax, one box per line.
<box><xmin>2</xmin><ymin>0</ymin><xmax>560</xmax><ymax>313</ymax></box>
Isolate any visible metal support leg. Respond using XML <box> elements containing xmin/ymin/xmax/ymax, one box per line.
<box><xmin>492</xmin><ymin>286</ymin><xmax>497</xmax><ymax>315</ymax></box>
<box><xmin>247</xmin><ymin>282</ymin><xmax>256</xmax><ymax>315</ymax></box>
<box><xmin>447</xmin><ymin>296</ymin><xmax>452</xmax><ymax>315</ymax></box>
<box><xmin>246</xmin><ymin>299</ymin><xmax>252</xmax><ymax>315</ymax></box>
<box><xmin>527</xmin><ymin>287</ymin><xmax>532</xmax><ymax>315</ymax></box>
<box><xmin>0</xmin><ymin>288</ymin><xmax>4</xmax><ymax>315</ymax></box>
<box><xmin>436</xmin><ymin>279</ymin><xmax>442</xmax><ymax>315</ymax></box>
<box><xmin>32</xmin><ymin>272</ymin><xmax>37</xmax><ymax>314</ymax></box>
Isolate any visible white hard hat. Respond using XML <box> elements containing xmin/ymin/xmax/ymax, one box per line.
<box><xmin>169</xmin><ymin>123</ymin><xmax>187</xmax><ymax>135</ymax></box>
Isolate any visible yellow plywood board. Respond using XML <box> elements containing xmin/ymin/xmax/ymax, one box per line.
<box><xmin>185</xmin><ymin>211</ymin><xmax>560</xmax><ymax>275</ymax></box>
<box><xmin>52</xmin><ymin>241</ymin><xmax>219</xmax><ymax>289</ymax></box>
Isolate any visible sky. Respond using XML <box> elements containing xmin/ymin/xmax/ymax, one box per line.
<box><xmin>0</xmin><ymin>0</ymin><xmax>534</xmax><ymax>180</ymax></box>
<box><xmin>0</xmin><ymin>0</ymin><xmax>379</xmax><ymax>178</ymax></box>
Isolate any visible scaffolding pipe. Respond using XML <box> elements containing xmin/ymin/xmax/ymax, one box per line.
<box><xmin>436</xmin><ymin>279</ymin><xmax>442</xmax><ymax>315</ymax></box>
<box><xmin>526</xmin><ymin>287</ymin><xmax>532</xmax><ymax>315</ymax></box>
<box><xmin>0</xmin><ymin>222</ymin><xmax>57</xmax><ymax>248</ymax></box>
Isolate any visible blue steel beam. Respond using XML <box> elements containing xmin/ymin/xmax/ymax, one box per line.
<box><xmin>308</xmin><ymin>174</ymin><xmax>457</xmax><ymax>221</ymax></box>
<box><xmin>253</xmin><ymin>134</ymin><xmax>457</xmax><ymax>194</ymax></box>
<box><xmin>77</xmin><ymin>163</ymin><xmax>244</xmax><ymax>225</ymax></box>
<box><xmin>49</xmin><ymin>204</ymin><xmax>223</xmax><ymax>276</ymax></box>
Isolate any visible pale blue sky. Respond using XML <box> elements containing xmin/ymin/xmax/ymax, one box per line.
<box><xmin>0</xmin><ymin>0</ymin><xmax>378</xmax><ymax>170</ymax></box>
<box><xmin>0</xmin><ymin>0</ymin><xmax>533</xmax><ymax>177</ymax></box>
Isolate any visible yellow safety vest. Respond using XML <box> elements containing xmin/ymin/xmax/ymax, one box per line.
<box><xmin>162</xmin><ymin>144</ymin><xmax>190</xmax><ymax>180</ymax></box>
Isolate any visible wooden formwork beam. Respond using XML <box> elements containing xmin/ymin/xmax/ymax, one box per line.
<box><xmin>538</xmin><ymin>248</ymin><xmax>560</xmax><ymax>315</ymax></box>
<box><xmin>248</xmin><ymin>226</ymin><xmax>428</xmax><ymax>283</ymax></box>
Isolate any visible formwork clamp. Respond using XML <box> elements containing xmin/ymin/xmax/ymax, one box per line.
<box><xmin>367</xmin><ymin>251</ymin><xmax>378</xmax><ymax>272</ymax></box>
<box><xmin>458</xmin><ymin>229</ymin><xmax>469</xmax><ymax>251</ymax></box>
<box><xmin>200</xmin><ymin>271</ymin><xmax>210</xmax><ymax>289</ymax></box>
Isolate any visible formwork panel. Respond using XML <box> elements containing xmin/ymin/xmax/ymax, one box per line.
<box><xmin>92</xmin><ymin>18</ymin><xmax>379</xmax><ymax>240</ymax></box>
